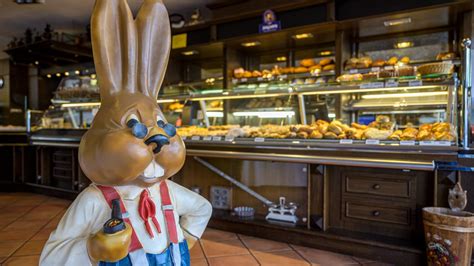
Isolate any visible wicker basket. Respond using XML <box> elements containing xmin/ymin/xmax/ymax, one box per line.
<box><xmin>417</xmin><ymin>63</ymin><xmax>454</xmax><ymax>76</ymax></box>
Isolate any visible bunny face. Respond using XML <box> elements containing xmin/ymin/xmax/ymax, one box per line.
<box><xmin>79</xmin><ymin>0</ymin><xmax>184</xmax><ymax>186</ymax></box>
<box><xmin>79</xmin><ymin>93</ymin><xmax>186</xmax><ymax>186</ymax></box>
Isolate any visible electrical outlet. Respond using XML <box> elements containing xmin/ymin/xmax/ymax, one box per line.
<box><xmin>210</xmin><ymin>186</ymin><xmax>232</xmax><ymax>209</ymax></box>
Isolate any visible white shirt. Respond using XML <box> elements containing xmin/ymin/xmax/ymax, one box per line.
<box><xmin>40</xmin><ymin>180</ymin><xmax>212</xmax><ymax>266</ymax></box>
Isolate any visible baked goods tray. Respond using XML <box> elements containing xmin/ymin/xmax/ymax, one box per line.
<box><xmin>232</xmin><ymin>70</ymin><xmax>336</xmax><ymax>84</ymax></box>
<box><xmin>183</xmin><ymin>136</ymin><xmax>458</xmax><ymax>151</ymax></box>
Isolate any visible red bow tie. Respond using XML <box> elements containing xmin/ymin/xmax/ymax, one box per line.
<box><xmin>139</xmin><ymin>189</ymin><xmax>161</xmax><ymax>238</ymax></box>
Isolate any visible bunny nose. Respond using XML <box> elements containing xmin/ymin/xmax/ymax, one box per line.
<box><xmin>145</xmin><ymin>134</ymin><xmax>170</xmax><ymax>154</ymax></box>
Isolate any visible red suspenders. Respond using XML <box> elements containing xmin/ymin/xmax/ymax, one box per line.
<box><xmin>96</xmin><ymin>181</ymin><xmax>179</xmax><ymax>252</ymax></box>
<box><xmin>96</xmin><ymin>185</ymin><xmax>143</xmax><ymax>252</ymax></box>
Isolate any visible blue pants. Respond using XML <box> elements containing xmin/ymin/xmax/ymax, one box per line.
<box><xmin>99</xmin><ymin>241</ymin><xmax>190</xmax><ymax>266</ymax></box>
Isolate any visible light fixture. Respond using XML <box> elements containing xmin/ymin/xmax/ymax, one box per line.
<box><xmin>14</xmin><ymin>0</ymin><xmax>45</xmax><ymax>4</ymax></box>
<box><xmin>320</xmin><ymin>51</ymin><xmax>332</xmax><ymax>56</ymax></box>
<box><xmin>384</xmin><ymin>17</ymin><xmax>412</xmax><ymax>27</ymax></box>
<box><xmin>276</xmin><ymin>56</ymin><xmax>287</xmax><ymax>62</ymax></box>
<box><xmin>75</xmin><ymin>70</ymin><xmax>80</xmax><ymax>75</ymax></box>
<box><xmin>292</xmin><ymin>33</ymin><xmax>313</xmax><ymax>40</ymax></box>
<box><xmin>0</xmin><ymin>76</ymin><xmax>4</xmax><ymax>89</ymax></box>
<box><xmin>181</xmin><ymin>50</ymin><xmax>199</xmax><ymax>56</ymax></box>
<box><xmin>61</xmin><ymin>102</ymin><xmax>101</xmax><ymax>108</ymax></box>
<box><xmin>394</xmin><ymin>41</ymin><xmax>414</xmax><ymax>49</ymax></box>
<box><xmin>56</xmin><ymin>73</ymin><xmax>61</xmax><ymax>77</ymax></box>
<box><xmin>361</xmin><ymin>91</ymin><xmax>447</xmax><ymax>99</ymax></box>
<box><xmin>91</xmin><ymin>74</ymin><xmax>97</xmax><ymax>79</ymax></box>
<box><xmin>64</xmin><ymin>72</ymin><xmax>70</xmax><ymax>76</ymax></box>
<box><xmin>206</xmin><ymin>111</ymin><xmax>224</xmax><ymax>118</ymax></box>
<box><xmin>34</xmin><ymin>61</ymin><xmax>39</xmax><ymax>65</ymax></box>
<box><xmin>241</xmin><ymin>41</ymin><xmax>261</xmax><ymax>47</ymax></box>
<box><xmin>46</xmin><ymin>74</ymin><xmax>52</xmax><ymax>78</ymax></box>
<box><xmin>233</xmin><ymin>111</ymin><xmax>295</xmax><ymax>118</ymax></box>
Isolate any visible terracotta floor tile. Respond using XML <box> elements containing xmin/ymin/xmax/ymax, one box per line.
<box><xmin>202</xmin><ymin>228</ymin><xmax>239</xmax><ymax>241</ymax></box>
<box><xmin>44</xmin><ymin>215</ymin><xmax>63</xmax><ymax>229</ymax></box>
<box><xmin>239</xmin><ymin>234</ymin><xmax>291</xmax><ymax>252</ymax></box>
<box><xmin>190</xmin><ymin>241</ymin><xmax>205</xmax><ymax>259</ymax></box>
<box><xmin>352</xmin><ymin>256</ymin><xmax>378</xmax><ymax>264</ymax></box>
<box><xmin>13</xmin><ymin>240</ymin><xmax>47</xmax><ymax>256</ymax></box>
<box><xmin>201</xmin><ymin>239</ymin><xmax>249</xmax><ymax>258</ymax></box>
<box><xmin>0</xmin><ymin>241</ymin><xmax>25</xmax><ymax>257</ymax></box>
<box><xmin>292</xmin><ymin>245</ymin><xmax>359</xmax><ymax>265</ymax></box>
<box><xmin>360</xmin><ymin>262</ymin><xmax>394</xmax><ymax>266</ymax></box>
<box><xmin>3</xmin><ymin>220</ymin><xmax>49</xmax><ymax>231</ymax></box>
<box><xmin>253</xmin><ymin>250</ymin><xmax>310</xmax><ymax>266</ymax></box>
<box><xmin>208</xmin><ymin>254</ymin><xmax>259</xmax><ymax>266</ymax></box>
<box><xmin>0</xmin><ymin>229</ymin><xmax>37</xmax><ymax>241</ymax></box>
<box><xmin>191</xmin><ymin>258</ymin><xmax>209</xmax><ymax>266</ymax></box>
<box><xmin>4</xmin><ymin>255</ymin><xmax>40</xmax><ymax>266</ymax></box>
<box><xmin>31</xmin><ymin>227</ymin><xmax>54</xmax><ymax>241</ymax></box>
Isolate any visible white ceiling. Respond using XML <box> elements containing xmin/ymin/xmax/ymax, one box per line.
<box><xmin>0</xmin><ymin>0</ymin><xmax>217</xmax><ymax>58</ymax></box>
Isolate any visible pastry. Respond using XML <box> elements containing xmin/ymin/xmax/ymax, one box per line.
<box><xmin>300</xmin><ymin>58</ymin><xmax>316</xmax><ymax>67</ymax></box>
<box><xmin>243</xmin><ymin>71</ymin><xmax>252</xmax><ymax>78</ymax></box>
<box><xmin>309</xmin><ymin>65</ymin><xmax>322</xmax><ymax>73</ymax></box>
<box><xmin>397</xmin><ymin>66</ymin><xmax>415</xmax><ymax>76</ymax></box>
<box><xmin>328</xmin><ymin>121</ymin><xmax>344</xmax><ymax>135</ymax></box>
<box><xmin>388</xmin><ymin>130</ymin><xmax>403</xmax><ymax>141</ymax></box>
<box><xmin>251</xmin><ymin>70</ymin><xmax>262</xmax><ymax>77</ymax></box>
<box><xmin>309</xmin><ymin>130</ymin><xmax>323</xmax><ymax>139</ymax></box>
<box><xmin>386</xmin><ymin>56</ymin><xmax>398</xmax><ymax>65</ymax></box>
<box><xmin>401</xmin><ymin>127</ymin><xmax>418</xmax><ymax>140</ymax></box>
<box><xmin>417</xmin><ymin>62</ymin><xmax>454</xmax><ymax>75</ymax></box>
<box><xmin>234</xmin><ymin>67</ymin><xmax>245</xmax><ymax>78</ymax></box>
<box><xmin>417</xmin><ymin>130</ymin><xmax>435</xmax><ymax>141</ymax></box>
<box><xmin>362</xmin><ymin>72</ymin><xmax>378</xmax><ymax>80</ymax></box>
<box><xmin>436</xmin><ymin>52</ymin><xmax>456</xmax><ymax>61</ymax></box>
<box><xmin>324</xmin><ymin>132</ymin><xmax>338</xmax><ymax>139</ymax></box>
<box><xmin>364</xmin><ymin>128</ymin><xmax>392</xmax><ymax>140</ymax></box>
<box><xmin>372</xmin><ymin>59</ymin><xmax>385</xmax><ymax>67</ymax></box>
<box><xmin>435</xmin><ymin>132</ymin><xmax>455</xmax><ymax>141</ymax></box>
<box><xmin>357</xmin><ymin>57</ymin><xmax>372</xmax><ymax>68</ymax></box>
<box><xmin>294</xmin><ymin>67</ymin><xmax>309</xmax><ymax>73</ymax></box>
<box><xmin>297</xmin><ymin>131</ymin><xmax>309</xmax><ymax>139</ymax></box>
<box><xmin>400</xmin><ymin>56</ymin><xmax>410</xmax><ymax>64</ymax></box>
<box><xmin>345</xmin><ymin>58</ymin><xmax>359</xmax><ymax>70</ymax></box>
<box><xmin>305</xmin><ymin>78</ymin><xmax>316</xmax><ymax>84</ymax></box>
<box><xmin>323</xmin><ymin>64</ymin><xmax>335</xmax><ymax>71</ymax></box>
<box><xmin>351</xmin><ymin>122</ymin><xmax>368</xmax><ymax>130</ymax></box>
<box><xmin>319</xmin><ymin>58</ymin><xmax>333</xmax><ymax>66</ymax></box>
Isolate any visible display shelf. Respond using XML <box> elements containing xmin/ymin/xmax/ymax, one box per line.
<box><xmin>231</xmin><ymin>70</ymin><xmax>336</xmax><ymax>85</ymax></box>
<box><xmin>182</xmin><ymin>136</ymin><xmax>458</xmax><ymax>150</ymax></box>
<box><xmin>341</xmin><ymin>59</ymin><xmax>460</xmax><ymax>75</ymax></box>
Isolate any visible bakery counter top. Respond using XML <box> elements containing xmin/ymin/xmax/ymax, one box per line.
<box><xmin>30</xmin><ymin>129</ymin><xmax>458</xmax><ymax>170</ymax></box>
<box><xmin>30</xmin><ymin>129</ymin><xmax>86</xmax><ymax>146</ymax></box>
<box><xmin>0</xmin><ymin>130</ymin><xmax>29</xmax><ymax>145</ymax></box>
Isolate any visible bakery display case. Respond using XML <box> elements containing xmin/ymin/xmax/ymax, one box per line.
<box><xmin>23</xmin><ymin>2</ymin><xmax>474</xmax><ymax>264</ymax></box>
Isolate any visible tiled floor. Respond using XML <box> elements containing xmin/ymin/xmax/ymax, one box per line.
<box><xmin>0</xmin><ymin>192</ymin><xmax>391</xmax><ymax>265</ymax></box>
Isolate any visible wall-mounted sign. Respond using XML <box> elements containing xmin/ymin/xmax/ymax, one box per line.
<box><xmin>259</xmin><ymin>10</ymin><xmax>281</xmax><ymax>33</ymax></box>
<box><xmin>171</xmin><ymin>33</ymin><xmax>187</xmax><ymax>49</ymax></box>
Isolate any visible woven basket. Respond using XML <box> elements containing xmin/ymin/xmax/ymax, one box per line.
<box><xmin>417</xmin><ymin>63</ymin><xmax>453</xmax><ymax>76</ymax></box>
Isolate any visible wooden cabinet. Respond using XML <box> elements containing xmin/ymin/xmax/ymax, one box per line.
<box><xmin>328</xmin><ymin>166</ymin><xmax>433</xmax><ymax>241</ymax></box>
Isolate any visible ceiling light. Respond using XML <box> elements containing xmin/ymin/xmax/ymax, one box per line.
<box><xmin>233</xmin><ymin>111</ymin><xmax>295</xmax><ymax>118</ymax></box>
<box><xmin>384</xmin><ymin>17</ymin><xmax>412</xmax><ymax>27</ymax></box>
<box><xmin>75</xmin><ymin>70</ymin><xmax>80</xmax><ymax>75</ymax></box>
<box><xmin>320</xmin><ymin>51</ymin><xmax>332</xmax><ymax>56</ymax></box>
<box><xmin>34</xmin><ymin>61</ymin><xmax>39</xmax><ymax>65</ymax></box>
<box><xmin>394</xmin><ymin>41</ymin><xmax>414</xmax><ymax>49</ymax></box>
<box><xmin>46</xmin><ymin>74</ymin><xmax>51</xmax><ymax>78</ymax></box>
<box><xmin>292</xmin><ymin>33</ymin><xmax>313</xmax><ymax>40</ymax></box>
<box><xmin>181</xmin><ymin>50</ymin><xmax>199</xmax><ymax>56</ymax></box>
<box><xmin>56</xmin><ymin>73</ymin><xmax>61</xmax><ymax>77</ymax></box>
<box><xmin>241</xmin><ymin>41</ymin><xmax>261</xmax><ymax>47</ymax></box>
<box><xmin>276</xmin><ymin>56</ymin><xmax>287</xmax><ymax>62</ymax></box>
<box><xmin>64</xmin><ymin>72</ymin><xmax>69</xmax><ymax>76</ymax></box>
<box><xmin>91</xmin><ymin>74</ymin><xmax>97</xmax><ymax>79</ymax></box>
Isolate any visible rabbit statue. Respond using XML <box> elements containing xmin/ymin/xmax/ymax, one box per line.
<box><xmin>39</xmin><ymin>0</ymin><xmax>212</xmax><ymax>265</ymax></box>
<box><xmin>448</xmin><ymin>181</ymin><xmax>467</xmax><ymax>212</ymax></box>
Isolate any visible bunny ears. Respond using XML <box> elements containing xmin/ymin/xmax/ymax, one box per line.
<box><xmin>91</xmin><ymin>0</ymin><xmax>170</xmax><ymax>103</ymax></box>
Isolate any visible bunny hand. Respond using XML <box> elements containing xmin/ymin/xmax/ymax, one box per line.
<box><xmin>87</xmin><ymin>224</ymin><xmax>132</xmax><ymax>262</ymax></box>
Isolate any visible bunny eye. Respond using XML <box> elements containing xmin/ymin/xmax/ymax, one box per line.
<box><xmin>126</xmin><ymin>114</ymin><xmax>140</xmax><ymax>128</ymax></box>
<box><xmin>126</xmin><ymin>114</ymin><xmax>148</xmax><ymax>139</ymax></box>
<box><xmin>157</xmin><ymin>118</ymin><xmax>176</xmax><ymax>137</ymax></box>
